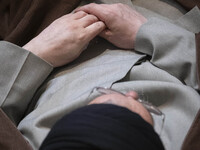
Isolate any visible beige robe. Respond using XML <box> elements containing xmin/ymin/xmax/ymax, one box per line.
<box><xmin>0</xmin><ymin>1</ymin><xmax>199</xmax><ymax>150</ymax></box>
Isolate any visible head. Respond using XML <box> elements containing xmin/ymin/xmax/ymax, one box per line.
<box><xmin>40</xmin><ymin>88</ymin><xmax>165</xmax><ymax>150</ymax></box>
<box><xmin>89</xmin><ymin>89</ymin><xmax>154</xmax><ymax>126</ymax></box>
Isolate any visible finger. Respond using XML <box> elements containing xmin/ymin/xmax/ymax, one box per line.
<box><xmin>72</xmin><ymin>11</ymin><xmax>88</xmax><ymax>20</ymax></box>
<box><xmin>125</xmin><ymin>91</ymin><xmax>139</xmax><ymax>100</ymax></box>
<box><xmin>99</xmin><ymin>29</ymin><xmax>113</xmax><ymax>39</ymax></box>
<box><xmin>79</xmin><ymin>14</ymin><xmax>99</xmax><ymax>28</ymax></box>
<box><xmin>75</xmin><ymin>3</ymin><xmax>107</xmax><ymax>21</ymax></box>
<box><xmin>85</xmin><ymin>21</ymin><xmax>106</xmax><ymax>41</ymax></box>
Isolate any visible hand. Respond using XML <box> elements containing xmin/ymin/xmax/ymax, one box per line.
<box><xmin>23</xmin><ymin>11</ymin><xmax>105</xmax><ymax>67</ymax></box>
<box><xmin>76</xmin><ymin>3</ymin><xmax>147</xmax><ymax>49</ymax></box>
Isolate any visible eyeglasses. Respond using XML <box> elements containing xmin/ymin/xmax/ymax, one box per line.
<box><xmin>89</xmin><ymin>87</ymin><xmax>165</xmax><ymax>135</ymax></box>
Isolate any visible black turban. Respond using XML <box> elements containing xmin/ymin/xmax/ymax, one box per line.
<box><xmin>40</xmin><ymin>104</ymin><xmax>165</xmax><ymax>150</ymax></box>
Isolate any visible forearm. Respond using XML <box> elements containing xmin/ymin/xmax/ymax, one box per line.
<box><xmin>135</xmin><ymin>18</ymin><xmax>199</xmax><ymax>89</ymax></box>
<box><xmin>0</xmin><ymin>41</ymin><xmax>53</xmax><ymax>125</ymax></box>
<box><xmin>0</xmin><ymin>11</ymin><xmax>105</xmax><ymax>125</ymax></box>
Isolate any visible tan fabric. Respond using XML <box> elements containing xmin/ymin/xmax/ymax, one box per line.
<box><xmin>0</xmin><ymin>0</ymin><xmax>81</xmax><ymax>46</ymax></box>
<box><xmin>0</xmin><ymin>41</ymin><xmax>53</xmax><ymax>125</ymax></box>
<box><xmin>0</xmin><ymin>109</ymin><xmax>32</xmax><ymax>150</ymax></box>
<box><xmin>0</xmin><ymin>1</ymin><xmax>199</xmax><ymax>150</ymax></box>
<box><xmin>132</xmin><ymin>0</ymin><xmax>186</xmax><ymax>20</ymax></box>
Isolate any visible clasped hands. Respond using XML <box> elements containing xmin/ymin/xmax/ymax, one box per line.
<box><xmin>23</xmin><ymin>3</ymin><xmax>147</xmax><ymax>67</ymax></box>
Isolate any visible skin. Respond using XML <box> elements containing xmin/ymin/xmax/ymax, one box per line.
<box><xmin>90</xmin><ymin>91</ymin><xmax>153</xmax><ymax>126</ymax></box>
<box><xmin>76</xmin><ymin>3</ymin><xmax>151</xmax><ymax>125</ymax></box>
<box><xmin>75</xmin><ymin>3</ymin><xmax>147</xmax><ymax>49</ymax></box>
<box><xmin>23</xmin><ymin>11</ymin><xmax>106</xmax><ymax>67</ymax></box>
<box><xmin>23</xmin><ymin>3</ymin><xmax>151</xmax><ymax>125</ymax></box>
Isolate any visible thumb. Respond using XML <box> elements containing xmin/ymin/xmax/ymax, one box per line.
<box><xmin>75</xmin><ymin>3</ymin><xmax>106</xmax><ymax>21</ymax></box>
<box><xmin>99</xmin><ymin>29</ymin><xmax>113</xmax><ymax>40</ymax></box>
<box><xmin>86</xmin><ymin>21</ymin><xmax>106</xmax><ymax>41</ymax></box>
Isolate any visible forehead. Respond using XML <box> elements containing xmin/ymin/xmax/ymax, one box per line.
<box><xmin>91</xmin><ymin>92</ymin><xmax>127</xmax><ymax>103</ymax></box>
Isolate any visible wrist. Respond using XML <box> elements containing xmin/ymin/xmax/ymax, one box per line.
<box><xmin>23</xmin><ymin>38</ymin><xmax>41</xmax><ymax>57</ymax></box>
<box><xmin>23</xmin><ymin>40</ymin><xmax>54</xmax><ymax>67</ymax></box>
<box><xmin>132</xmin><ymin>18</ymin><xmax>147</xmax><ymax>48</ymax></box>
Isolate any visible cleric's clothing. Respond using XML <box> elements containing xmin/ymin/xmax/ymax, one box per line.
<box><xmin>0</xmin><ymin>2</ymin><xmax>199</xmax><ymax>150</ymax></box>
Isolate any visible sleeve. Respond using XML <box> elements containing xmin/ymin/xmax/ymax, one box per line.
<box><xmin>0</xmin><ymin>41</ymin><xmax>53</xmax><ymax>125</ymax></box>
<box><xmin>135</xmin><ymin>18</ymin><xmax>199</xmax><ymax>90</ymax></box>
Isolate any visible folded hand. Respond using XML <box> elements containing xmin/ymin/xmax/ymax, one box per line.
<box><xmin>23</xmin><ymin>11</ymin><xmax>105</xmax><ymax>67</ymax></box>
<box><xmin>76</xmin><ymin>3</ymin><xmax>147</xmax><ymax>49</ymax></box>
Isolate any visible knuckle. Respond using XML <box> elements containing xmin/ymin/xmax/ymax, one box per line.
<box><xmin>103</xmin><ymin>11</ymin><xmax>109</xmax><ymax>16</ymax></box>
<box><xmin>103</xmin><ymin>10</ymin><xmax>112</xmax><ymax>17</ymax></box>
<box><xmin>104</xmin><ymin>10</ymin><xmax>115</xmax><ymax>19</ymax></box>
<box><xmin>78</xmin><ymin>33</ymin><xmax>86</xmax><ymax>41</ymax></box>
<box><xmin>67</xmin><ymin>22</ymin><xmax>77</xmax><ymax>30</ymax></box>
<box><xmin>95</xmin><ymin>21</ymin><xmax>103</xmax><ymax>28</ymax></box>
<box><xmin>88</xmin><ymin>3</ymin><xmax>96</xmax><ymax>8</ymax></box>
<box><xmin>77</xmin><ymin>11</ymin><xmax>87</xmax><ymax>16</ymax></box>
<box><xmin>88</xmin><ymin>14</ymin><xmax>98</xmax><ymax>21</ymax></box>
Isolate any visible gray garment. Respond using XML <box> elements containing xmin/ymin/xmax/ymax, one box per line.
<box><xmin>0</xmin><ymin>2</ymin><xmax>199</xmax><ymax>150</ymax></box>
<box><xmin>0</xmin><ymin>42</ymin><xmax>53</xmax><ymax>125</ymax></box>
<box><xmin>18</xmin><ymin>11</ymin><xmax>199</xmax><ymax>150</ymax></box>
<box><xmin>132</xmin><ymin>0</ymin><xmax>187</xmax><ymax>20</ymax></box>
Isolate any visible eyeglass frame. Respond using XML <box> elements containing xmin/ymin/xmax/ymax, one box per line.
<box><xmin>89</xmin><ymin>87</ymin><xmax>165</xmax><ymax>134</ymax></box>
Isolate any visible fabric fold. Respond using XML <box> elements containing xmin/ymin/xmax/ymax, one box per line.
<box><xmin>0</xmin><ymin>41</ymin><xmax>53</xmax><ymax>125</ymax></box>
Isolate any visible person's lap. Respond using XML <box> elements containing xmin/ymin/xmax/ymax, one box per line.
<box><xmin>17</xmin><ymin>1</ymin><xmax>199</xmax><ymax>150</ymax></box>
